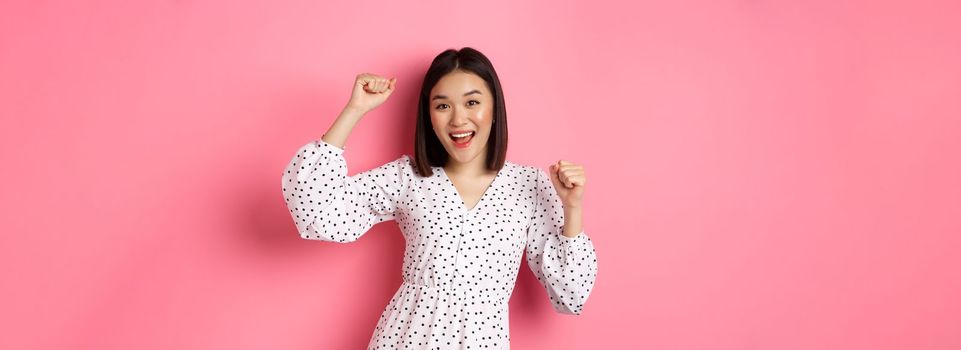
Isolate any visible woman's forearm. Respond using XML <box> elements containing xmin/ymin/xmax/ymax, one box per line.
<box><xmin>562</xmin><ymin>206</ymin><xmax>583</xmax><ymax>238</ymax></box>
<box><xmin>320</xmin><ymin>105</ymin><xmax>367</xmax><ymax>149</ymax></box>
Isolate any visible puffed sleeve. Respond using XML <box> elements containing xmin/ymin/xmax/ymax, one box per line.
<box><xmin>525</xmin><ymin>168</ymin><xmax>598</xmax><ymax>315</ymax></box>
<box><xmin>281</xmin><ymin>138</ymin><xmax>410</xmax><ymax>243</ymax></box>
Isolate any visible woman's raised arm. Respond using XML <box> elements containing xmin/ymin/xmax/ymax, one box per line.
<box><xmin>280</xmin><ymin>73</ymin><xmax>406</xmax><ymax>243</ymax></box>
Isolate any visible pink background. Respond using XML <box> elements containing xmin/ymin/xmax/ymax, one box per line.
<box><xmin>2</xmin><ymin>0</ymin><xmax>960</xmax><ymax>349</ymax></box>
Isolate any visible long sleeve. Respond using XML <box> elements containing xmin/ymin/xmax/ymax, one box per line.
<box><xmin>525</xmin><ymin>168</ymin><xmax>599</xmax><ymax>315</ymax></box>
<box><xmin>281</xmin><ymin>138</ymin><xmax>410</xmax><ymax>243</ymax></box>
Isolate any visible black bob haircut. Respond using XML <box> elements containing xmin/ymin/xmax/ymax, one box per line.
<box><xmin>412</xmin><ymin>47</ymin><xmax>508</xmax><ymax>178</ymax></box>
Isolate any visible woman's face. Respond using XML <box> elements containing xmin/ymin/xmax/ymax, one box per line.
<box><xmin>429</xmin><ymin>70</ymin><xmax>494</xmax><ymax>165</ymax></box>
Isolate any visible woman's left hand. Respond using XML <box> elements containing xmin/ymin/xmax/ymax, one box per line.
<box><xmin>548</xmin><ymin>160</ymin><xmax>586</xmax><ymax>209</ymax></box>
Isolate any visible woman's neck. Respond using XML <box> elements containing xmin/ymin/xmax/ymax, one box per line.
<box><xmin>444</xmin><ymin>155</ymin><xmax>493</xmax><ymax>177</ymax></box>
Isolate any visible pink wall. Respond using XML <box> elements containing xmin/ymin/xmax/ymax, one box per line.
<box><xmin>2</xmin><ymin>0</ymin><xmax>959</xmax><ymax>349</ymax></box>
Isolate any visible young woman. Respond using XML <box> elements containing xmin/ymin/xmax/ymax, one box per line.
<box><xmin>281</xmin><ymin>47</ymin><xmax>598</xmax><ymax>349</ymax></box>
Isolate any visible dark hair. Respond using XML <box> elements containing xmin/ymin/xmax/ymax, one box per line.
<box><xmin>412</xmin><ymin>47</ymin><xmax>508</xmax><ymax>177</ymax></box>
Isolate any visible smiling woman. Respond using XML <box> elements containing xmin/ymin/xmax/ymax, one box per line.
<box><xmin>414</xmin><ymin>47</ymin><xmax>509</xmax><ymax>178</ymax></box>
<box><xmin>281</xmin><ymin>47</ymin><xmax>597</xmax><ymax>350</ymax></box>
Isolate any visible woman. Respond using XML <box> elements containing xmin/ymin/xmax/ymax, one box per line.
<box><xmin>281</xmin><ymin>47</ymin><xmax>598</xmax><ymax>349</ymax></box>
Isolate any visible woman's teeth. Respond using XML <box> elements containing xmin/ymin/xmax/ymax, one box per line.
<box><xmin>450</xmin><ymin>131</ymin><xmax>474</xmax><ymax>144</ymax></box>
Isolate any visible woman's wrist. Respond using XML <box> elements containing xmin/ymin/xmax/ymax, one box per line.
<box><xmin>340</xmin><ymin>104</ymin><xmax>368</xmax><ymax>119</ymax></box>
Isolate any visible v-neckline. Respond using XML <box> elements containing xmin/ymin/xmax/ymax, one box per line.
<box><xmin>438</xmin><ymin>162</ymin><xmax>509</xmax><ymax>214</ymax></box>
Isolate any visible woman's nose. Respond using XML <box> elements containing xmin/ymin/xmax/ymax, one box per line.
<box><xmin>451</xmin><ymin>107</ymin><xmax>470</xmax><ymax>124</ymax></box>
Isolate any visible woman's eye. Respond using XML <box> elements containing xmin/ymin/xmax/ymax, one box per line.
<box><xmin>435</xmin><ymin>101</ymin><xmax>477</xmax><ymax>109</ymax></box>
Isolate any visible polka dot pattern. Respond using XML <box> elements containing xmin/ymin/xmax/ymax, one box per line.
<box><xmin>282</xmin><ymin>138</ymin><xmax>599</xmax><ymax>349</ymax></box>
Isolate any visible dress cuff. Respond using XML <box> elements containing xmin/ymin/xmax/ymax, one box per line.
<box><xmin>559</xmin><ymin>230</ymin><xmax>586</xmax><ymax>248</ymax></box>
<box><xmin>314</xmin><ymin>138</ymin><xmax>346</xmax><ymax>155</ymax></box>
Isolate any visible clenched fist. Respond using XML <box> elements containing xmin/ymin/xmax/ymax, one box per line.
<box><xmin>548</xmin><ymin>160</ymin><xmax>586</xmax><ymax>209</ymax></box>
<box><xmin>345</xmin><ymin>73</ymin><xmax>397</xmax><ymax>114</ymax></box>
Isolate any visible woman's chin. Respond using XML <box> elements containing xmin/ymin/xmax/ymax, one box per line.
<box><xmin>447</xmin><ymin>148</ymin><xmax>479</xmax><ymax>163</ymax></box>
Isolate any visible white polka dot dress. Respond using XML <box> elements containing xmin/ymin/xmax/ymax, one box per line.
<box><xmin>281</xmin><ymin>138</ymin><xmax>599</xmax><ymax>349</ymax></box>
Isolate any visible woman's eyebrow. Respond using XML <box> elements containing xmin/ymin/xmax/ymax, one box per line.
<box><xmin>431</xmin><ymin>89</ymin><xmax>482</xmax><ymax>101</ymax></box>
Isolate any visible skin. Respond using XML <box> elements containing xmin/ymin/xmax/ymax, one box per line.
<box><xmin>428</xmin><ymin>71</ymin><xmax>494</xmax><ymax>175</ymax></box>
<box><xmin>322</xmin><ymin>71</ymin><xmax>585</xmax><ymax>237</ymax></box>
<box><xmin>427</xmin><ymin>70</ymin><xmax>499</xmax><ymax>211</ymax></box>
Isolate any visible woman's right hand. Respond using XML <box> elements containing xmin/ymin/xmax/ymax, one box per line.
<box><xmin>345</xmin><ymin>73</ymin><xmax>397</xmax><ymax>115</ymax></box>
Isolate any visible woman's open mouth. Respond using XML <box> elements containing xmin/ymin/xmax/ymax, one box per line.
<box><xmin>449</xmin><ymin>131</ymin><xmax>474</xmax><ymax>148</ymax></box>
